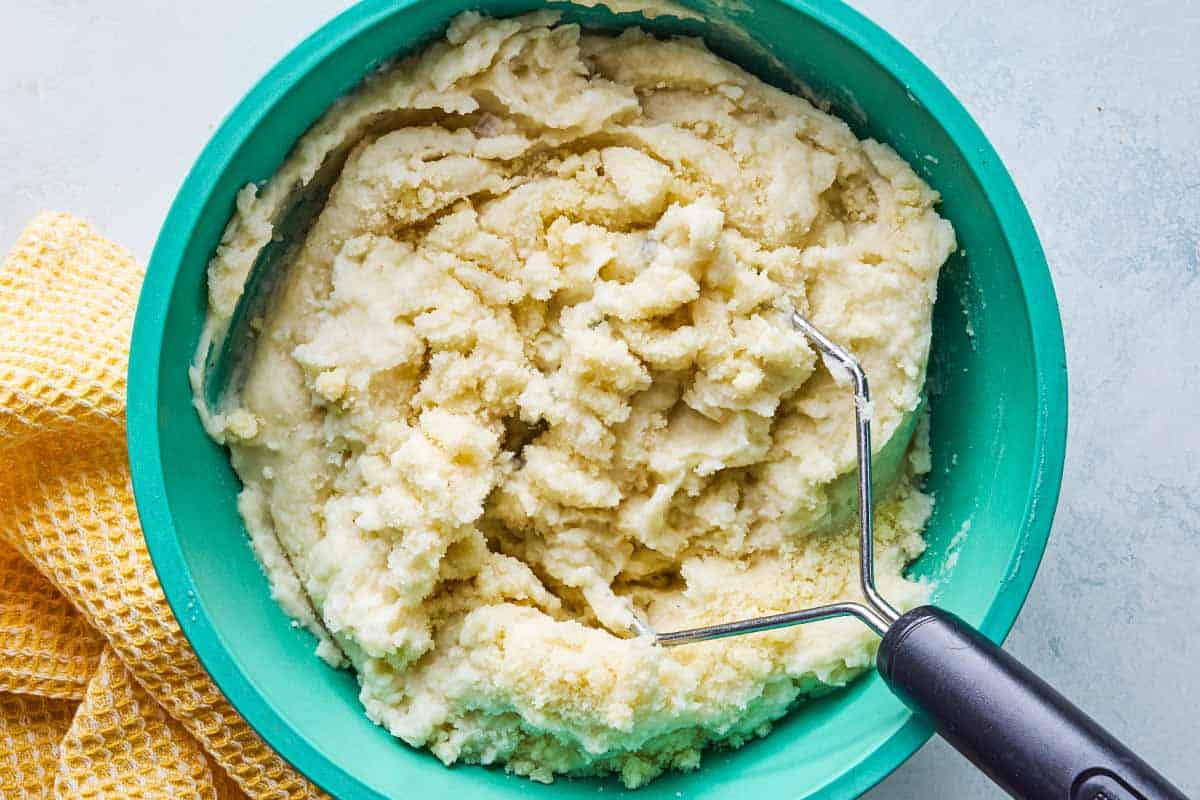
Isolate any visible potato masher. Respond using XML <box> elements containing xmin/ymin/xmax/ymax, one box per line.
<box><xmin>630</xmin><ymin>312</ymin><xmax>1189</xmax><ymax>800</ymax></box>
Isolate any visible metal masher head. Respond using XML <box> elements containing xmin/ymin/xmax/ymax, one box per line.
<box><xmin>633</xmin><ymin>311</ymin><xmax>903</xmax><ymax>645</ymax></box>
<box><xmin>627</xmin><ymin>322</ymin><xmax>1188</xmax><ymax>799</ymax></box>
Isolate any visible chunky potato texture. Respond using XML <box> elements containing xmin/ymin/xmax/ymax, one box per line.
<box><xmin>196</xmin><ymin>12</ymin><xmax>954</xmax><ymax>788</ymax></box>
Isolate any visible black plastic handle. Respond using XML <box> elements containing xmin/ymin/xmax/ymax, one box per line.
<box><xmin>878</xmin><ymin>606</ymin><xmax>1190</xmax><ymax>800</ymax></box>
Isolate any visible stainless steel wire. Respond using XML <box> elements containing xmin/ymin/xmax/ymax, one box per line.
<box><xmin>636</xmin><ymin>313</ymin><xmax>902</xmax><ymax>646</ymax></box>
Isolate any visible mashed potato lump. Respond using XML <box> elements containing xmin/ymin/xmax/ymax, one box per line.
<box><xmin>195</xmin><ymin>11</ymin><xmax>955</xmax><ymax>788</ymax></box>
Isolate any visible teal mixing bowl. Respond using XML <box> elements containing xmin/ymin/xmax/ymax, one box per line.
<box><xmin>127</xmin><ymin>1</ymin><xmax>1068</xmax><ymax>797</ymax></box>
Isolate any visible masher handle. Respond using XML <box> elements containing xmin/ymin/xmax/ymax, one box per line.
<box><xmin>877</xmin><ymin>606</ymin><xmax>1190</xmax><ymax>800</ymax></box>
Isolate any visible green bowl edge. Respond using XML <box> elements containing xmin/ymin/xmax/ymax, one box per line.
<box><xmin>126</xmin><ymin>0</ymin><xmax>1069</xmax><ymax>797</ymax></box>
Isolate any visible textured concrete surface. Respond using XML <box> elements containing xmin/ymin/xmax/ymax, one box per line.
<box><xmin>3</xmin><ymin>2</ymin><xmax>1197</xmax><ymax>797</ymax></box>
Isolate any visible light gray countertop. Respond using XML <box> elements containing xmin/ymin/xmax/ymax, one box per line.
<box><xmin>4</xmin><ymin>1</ymin><xmax>1197</xmax><ymax>797</ymax></box>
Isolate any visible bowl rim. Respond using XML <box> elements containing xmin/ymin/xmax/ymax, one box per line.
<box><xmin>127</xmin><ymin>0</ymin><xmax>1069</xmax><ymax>797</ymax></box>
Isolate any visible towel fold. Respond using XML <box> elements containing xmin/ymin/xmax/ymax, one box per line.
<box><xmin>0</xmin><ymin>213</ymin><xmax>324</xmax><ymax>800</ymax></box>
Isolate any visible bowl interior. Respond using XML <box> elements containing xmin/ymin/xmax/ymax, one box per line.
<box><xmin>128</xmin><ymin>1</ymin><xmax>1067</xmax><ymax>798</ymax></box>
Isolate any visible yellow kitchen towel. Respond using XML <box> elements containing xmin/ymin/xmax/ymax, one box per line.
<box><xmin>0</xmin><ymin>212</ymin><xmax>326</xmax><ymax>800</ymax></box>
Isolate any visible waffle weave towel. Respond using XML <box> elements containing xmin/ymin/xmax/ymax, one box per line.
<box><xmin>0</xmin><ymin>213</ymin><xmax>325</xmax><ymax>799</ymax></box>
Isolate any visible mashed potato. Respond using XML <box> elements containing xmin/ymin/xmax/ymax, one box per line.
<box><xmin>194</xmin><ymin>11</ymin><xmax>954</xmax><ymax>788</ymax></box>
